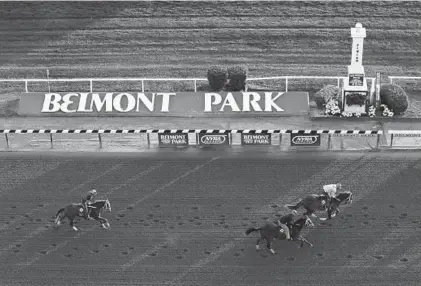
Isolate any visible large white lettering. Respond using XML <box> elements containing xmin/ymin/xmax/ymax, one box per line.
<box><xmin>204</xmin><ymin>92</ymin><xmax>284</xmax><ymax>112</ymax></box>
<box><xmin>41</xmin><ymin>93</ymin><xmax>61</xmax><ymax>112</ymax></box>
<box><xmin>113</xmin><ymin>93</ymin><xmax>136</xmax><ymax>112</ymax></box>
<box><xmin>41</xmin><ymin>92</ymin><xmax>175</xmax><ymax>113</ymax></box>
<box><xmin>265</xmin><ymin>92</ymin><xmax>284</xmax><ymax>111</ymax></box>
<box><xmin>220</xmin><ymin>93</ymin><xmax>240</xmax><ymax>112</ymax></box>
<box><xmin>90</xmin><ymin>93</ymin><xmax>113</xmax><ymax>112</ymax></box>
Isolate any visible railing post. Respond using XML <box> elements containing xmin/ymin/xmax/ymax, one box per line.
<box><xmin>327</xmin><ymin>134</ymin><xmax>331</xmax><ymax>150</ymax></box>
<box><xmin>376</xmin><ymin>134</ymin><xmax>380</xmax><ymax>150</ymax></box>
<box><xmin>279</xmin><ymin>134</ymin><xmax>283</xmax><ymax>148</ymax></box>
<box><xmin>141</xmin><ymin>80</ymin><xmax>145</xmax><ymax>92</ymax></box>
<box><xmin>5</xmin><ymin>134</ymin><xmax>9</xmax><ymax>148</ymax></box>
<box><xmin>285</xmin><ymin>77</ymin><xmax>289</xmax><ymax>92</ymax></box>
<box><xmin>389</xmin><ymin>77</ymin><xmax>393</xmax><ymax>83</ymax></box>
<box><xmin>98</xmin><ymin>133</ymin><xmax>102</xmax><ymax>149</ymax></box>
<box><xmin>147</xmin><ymin>133</ymin><xmax>150</xmax><ymax>149</ymax></box>
<box><xmin>194</xmin><ymin>80</ymin><xmax>197</xmax><ymax>92</ymax></box>
<box><xmin>25</xmin><ymin>80</ymin><xmax>28</xmax><ymax>93</ymax></box>
<box><xmin>337</xmin><ymin>77</ymin><xmax>340</xmax><ymax>88</ymax></box>
<box><xmin>90</xmin><ymin>79</ymin><xmax>93</xmax><ymax>92</ymax></box>
<box><xmin>50</xmin><ymin>133</ymin><xmax>53</xmax><ymax>148</ymax></box>
<box><xmin>390</xmin><ymin>133</ymin><xmax>394</xmax><ymax>147</ymax></box>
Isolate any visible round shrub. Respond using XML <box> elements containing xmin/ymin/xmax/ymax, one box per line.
<box><xmin>226</xmin><ymin>65</ymin><xmax>248</xmax><ymax>91</ymax></box>
<box><xmin>207</xmin><ymin>65</ymin><xmax>228</xmax><ymax>91</ymax></box>
<box><xmin>380</xmin><ymin>83</ymin><xmax>409</xmax><ymax>114</ymax></box>
<box><xmin>314</xmin><ymin>85</ymin><xmax>342</xmax><ymax>109</ymax></box>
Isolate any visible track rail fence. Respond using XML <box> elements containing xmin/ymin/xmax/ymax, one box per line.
<box><xmin>0</xmin><ymin>76</ymin><xmax>379</xmax><ymax>93</ymax></box>
<box><xmin>0</xmin><ymin>129</ymin><xmax>392</xmax><ymax>151</ymax></box>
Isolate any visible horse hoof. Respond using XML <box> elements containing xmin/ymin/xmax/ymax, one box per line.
<box><xmin>310</xmin><ymin>244</ymin><xmax>314</xmax><ymax>248</ymax></box>
<box><xmin>256</xmin><ymin>245</ymin><xmax>260</xmax><ymax>251</ymax></box>
<box><xmin>319</xmin><ymin>218</ymin><xmax>327</xmax><ymax>221</ymax></box>
<box><xmin>72</xmin><ymin>227</ymin><xmax>78</xmax><ymax>231</ymax></box>
<box><xmin>270</xmin><ymin>249</ymin><xmax>276</xmax><ymax>254</ymax></box>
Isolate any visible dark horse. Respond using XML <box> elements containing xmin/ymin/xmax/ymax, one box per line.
<box><xmin>284</xmin><ymin>191</ymin><xmax>353</xmax><ymax>220</ymax></box>
<box><xmin>54</xmin><ymin>199</ymin><xmax>112</xmax><ymax>231</ymax></box>
<box><xmin>245</xmin><ymin>215</ymin><xmax>315</xmax><ymax>254</ymax></box>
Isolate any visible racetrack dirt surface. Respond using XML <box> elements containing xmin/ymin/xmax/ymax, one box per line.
<box><xmin>0</xmin><ymin>151</ymin><xmax>420</xmax><ymax>286</ymax></box>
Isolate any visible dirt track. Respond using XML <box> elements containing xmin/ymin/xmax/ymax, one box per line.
<box><xmin>0</xmin><ymin>151</ymin><xmax>420</xmax><ymax>285</ymax></box>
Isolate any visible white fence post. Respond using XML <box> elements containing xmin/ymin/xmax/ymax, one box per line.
<box><xmin>194</xmin><ymin>80</ymin><xmax>197</xmax><ymax>92</ymax></box>
<box><xmin>285</xmin><ymin>77</ymin><xmax>289</xmax><ymax>92</ymax></box>
<box><xmin>25</xmin><ymin>80</ymin><xmax>28</xmax><ymax>93</ymax></box>
<box><xmin>141</xmin><ymin>80</ymin><xmax>145</xmax><ymax>92</ymax></box>
<box><xmin>90</xmin><ymin>79</ymin><xmax>93</xmax><ymax>92</ymax></box>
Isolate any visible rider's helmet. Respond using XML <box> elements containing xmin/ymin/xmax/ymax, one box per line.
<box><xmin>336</xmin><ymin>183</ymin><xmax>342</xmax><ymax>189</ymax></box>
<box><xmin>89</xmin><ymin>189</ymin><xmax>97</xmax><ymax>196</ymax></box>
<box><xmin>291</xmin><ymin>210</ymin><xmax>298</xmax><ymax>215</ymax></box>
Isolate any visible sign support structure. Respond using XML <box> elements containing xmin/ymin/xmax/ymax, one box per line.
<box><xmin>342</xmin><ymin>23</ymin><xmax>369</xmax><ymax>115</ymax></box>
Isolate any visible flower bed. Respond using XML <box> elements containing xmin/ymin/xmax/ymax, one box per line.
<box><xmin>324</xmin><ymin>99</ymin><xmax>394</xmax><ymax>118</ymax></box>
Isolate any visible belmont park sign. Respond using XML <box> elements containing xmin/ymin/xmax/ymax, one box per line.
<box><xmin>18</xmin><ymin>91</ymin><xmax>309</xmax><ymax>117</ymax></box>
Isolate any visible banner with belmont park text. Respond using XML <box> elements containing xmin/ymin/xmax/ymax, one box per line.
<box><xmin>17</xmin><ymin>91</ymin><xmax>309</xmax><ymax>117</ymax></box>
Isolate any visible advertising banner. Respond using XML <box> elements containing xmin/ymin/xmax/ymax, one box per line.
<box><xmin>197</xmin><ymin>133</ymin><xmax>229</xmax><ymax>146</ymax></box>
<box><xmin>241</xmin><ymin>133</ymin><xmax>271</xmax><ymax>145</ymax></box>
<box><xmin>290</xmin><ymin>133</ymin><xmax>321</xmax><ymax>146</ymax></box>
<box><xmin>158</xmin><ymin>133</ymin><xmax>189</xmax><ymax>147</ymax></box>
<box><xmin>17</xmin><ymin>91</ymin><xmax>309</xmax><ymax>117</ymax></box>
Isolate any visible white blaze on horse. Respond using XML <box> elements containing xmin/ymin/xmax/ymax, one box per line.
<box><xmin>245</xmin><ymin>215</ymin><xmax>315</xmax><ymax>254</ymax></box>
<box><xmin>54</xmin><ymin>199</ymin><xmax>112</xmax><ymax>231</ymax></box>
<box><xmin>284</xmin><ymin>191</ymin><xmax>353</xmax><ymax>220</ymax></box>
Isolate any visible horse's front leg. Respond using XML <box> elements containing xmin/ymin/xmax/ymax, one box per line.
<box><xmin>299</xmin><ymin>236</ymin><xmax>314</xmax><ymax>248</ymax></box>
<box><xmin>97</xmin><ymin>216</ymin><xmax>110</xmax><ymax>229</ymax></box>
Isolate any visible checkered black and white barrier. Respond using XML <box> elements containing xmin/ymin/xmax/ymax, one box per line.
<box><xmin>0</xmin><ymin>129</ymin><xmax>383</xmax><ymax>134</ymax></box>
<box><xmin>0</xmin><ymin>129</ymin><xmax>384</xmax><ymax>150</ymax></box>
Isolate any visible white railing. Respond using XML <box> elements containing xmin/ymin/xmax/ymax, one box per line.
<box><xmin>0</xmin><ymin>76</ymin><xmax>376</xmax><ymax>93</ymax></box>
<box><xmin>389</xmin><ymin>76</ymin><xmax>421</xmax><ymax>83</ymax></box>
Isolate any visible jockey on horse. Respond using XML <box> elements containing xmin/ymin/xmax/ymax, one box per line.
<box><xmin>81</xmin><ymin>188</ymin><xmax>98</xmax><ymax>220</ymax></box>
<box><xmin>322</xmin><ymin>183</ymin><xmax>342</xmax><ymax>209</ymax></box>
<box><xmin>276</xmin><ymin>210</ymin><xmax>298</xmax><ymax>240</ymax></box>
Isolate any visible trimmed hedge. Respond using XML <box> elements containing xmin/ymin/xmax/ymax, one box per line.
<box><xmin>226</xmin><ymin>65</ymin><xmax>248</xmax><ymax>91</ymax></box>
<box><xmin>380</xmin><ymin>83</ymin><xmax>409</xmax><ymax>114</ymax></box>
<box><xmin>207</xmin><ymin>65</ymin><xmax>228</xmax><ymax>91</ymax></box>
<box><xmin>314</xmin><ymin>85</ymin><xmax>342</xmax><ymax>109</ymax></box>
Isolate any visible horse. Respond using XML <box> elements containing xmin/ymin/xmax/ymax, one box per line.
<box><xmin>284</xmin><ymin>191</ymin><xmax>353</xmax><ymax>220</ymax></box>
<box><xmin>54</xmin><ymin>203</ymin><xmax>88</xmax><ymax>231</ymax></box>
<box><xmin>327</xmin><ymin>191</ymin><xmax>353</xmax><ymax>219</ymax></box>
<box><xmin>245</xmin><ymin>215</ymin><xmax>315</xmax><ymax>254</ymax></box>
<box><xmin>54</xmin><ymin>199</ymin><xmax>112</xmax><ymax>231</ymax></box>
<box><xmin>86</xmin><ymin>199</ymin><xmax>112</xmax><ymax>229</ymax></box>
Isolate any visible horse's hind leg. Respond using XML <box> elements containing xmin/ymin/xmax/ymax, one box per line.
<box><xmin>256</xmin><ymin>238</ymin><xmax>261</xmax><ymax>251</ymax></box>
<box><xmin>69</xmin><ymin>218</ymin><xmax>78</xmax><ymax>231</ymax></box>
<box><xmin>266</xmin><ymin>238</ymin><xmax>275</xmax><ymax>254</ymax></box>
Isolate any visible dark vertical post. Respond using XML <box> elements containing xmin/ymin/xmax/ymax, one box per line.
<box><xmin>50</xmin><ymin>133</ymin><xmax>53</xmax><ymax>148</ymax></box>
<box><xmin>327</xmin><ymin>134</ymin><xmax>331</xmax><ymax>150</ymax></box>
<box><xmin>5</xmin><ymin>134</ymin><xmax>9</xmax><ymax>148</ymax></box>
<box><xmin>98</xmin><ymin>133</ymin><xmax>102</xmax><ymax>149</ymax></box>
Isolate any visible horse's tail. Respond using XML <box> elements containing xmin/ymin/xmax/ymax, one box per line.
<box><xmin>54</xmin><ymin>208</ymin><xmax>65</xmax><ymax>223</ymax></box>
<box><xmin>245</xmin><ymin>227</ymin><xmax>260</xmax><ymax>235</ymax></box>
<box><xmin>285</xmin><ymin>201</ymin><xmax>302</xmax><ymax>210</ymax></box>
